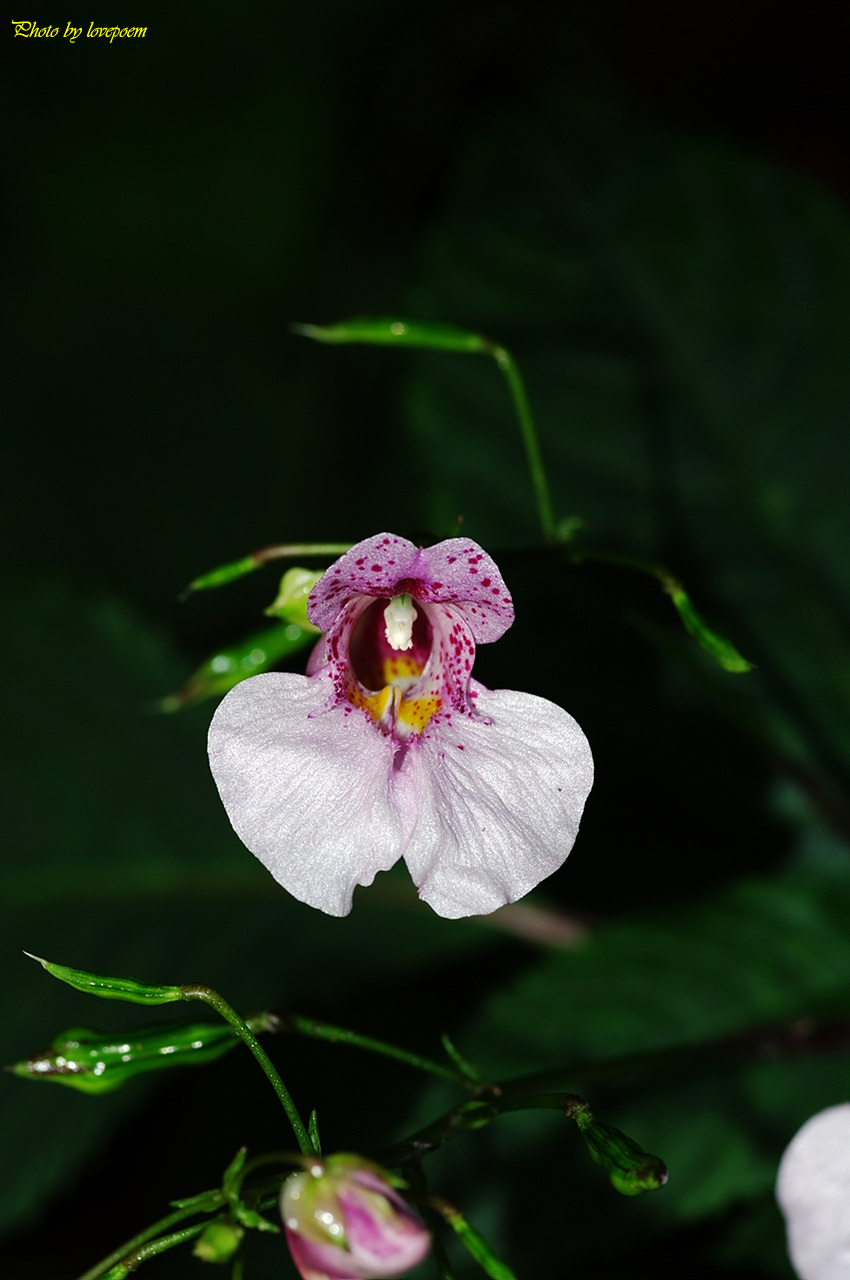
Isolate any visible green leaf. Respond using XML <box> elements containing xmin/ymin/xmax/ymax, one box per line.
<box><xmin>156</xmin><ymin>621</ymin><xmax>316</xmax><ymax>711</ymax></box>
<box><xmin>667</xmin><ymin>587</ymin><xmax>753</xmax><ymax>673</ymax></box>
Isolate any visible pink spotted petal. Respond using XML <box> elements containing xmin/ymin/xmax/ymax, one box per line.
<box><xmin>207</xmin><ymin>672</ymin><xmax>414</xmax><ymax>916</ymax></box>
<box><xmin>309</xmin><ymin>532</ymin><xmax>513</xmax><ymax>643</ymax></box>
<box><xmin>402</xmin><ymin>684</ymin><xmax>594</xmax><ymax>918</ymax></box>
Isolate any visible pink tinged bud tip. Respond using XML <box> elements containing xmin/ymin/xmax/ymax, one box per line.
<box><xmin>280</xmin><ymin>1155</ymin><xmax>430</xmax><ymax>1280</ymax></box>
<box><xmin>777</xmin><ymin>1103</ymin><xmax>850</xmax><ymax>1280</ymax></box>
<box><xmin>208</xmin><ymin>532</ymin><xmax>594</xmax><ymax>918</ymax></box>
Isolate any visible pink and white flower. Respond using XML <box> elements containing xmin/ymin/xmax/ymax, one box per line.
<box><xmin>208</xmin><ymin>532</ymin><xmax>593</xmax><ymax>918</ymax></box>
<box><xmin>280</xmin><ymin>1154</ymin><xmax>430</xmax><ymax>1280</ymax></box>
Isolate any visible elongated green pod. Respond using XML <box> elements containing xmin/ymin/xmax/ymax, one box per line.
<box><xmin>25</xmin><ymin>953</ymin><xmax>183</xmax><ymax>1004</ymax></box>
<box><xmin>566</xmin><ymin>1097</ymin><xmax>667</xmax><ymax>1196</ymax></box>
<box><xmin>9</xmin><ymin>1014</ymin><xmax>277</xmax><ymax>1094</ymax></box>
<box><xmin>292</xmin><ymin>316</ymin><xmax>492</xmax><ymax>353</ymax></box>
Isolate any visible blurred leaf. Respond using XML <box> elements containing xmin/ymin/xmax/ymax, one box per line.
<box><xmin>666</xmin><ymin>586</ymin><xmax>754</xmax><ymax>673</ymax></box>
<box><xmin>156</xmin><ymin>620</ymin><xmax>316</xmax><ymax>711</ymax></box>
<box><xmin>403</xmin><ymin>102</ymin><xmax>850</xmax><ymax>787</ymax></box>
<box><xmin>461</xmin><ymin>865</ymin><xmax>850</xmax><ymax>1225</ymax></box>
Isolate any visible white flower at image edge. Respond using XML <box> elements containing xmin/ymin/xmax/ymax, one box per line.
<box><xmin>207</xmin><ymin>532</ymin><xmax>593</xmax><ymax>918</ymax></box>
<box><xmin>777</xmin><ymin>1102</ymin><xmax>850</xmax><ymax>1280</ymax></box>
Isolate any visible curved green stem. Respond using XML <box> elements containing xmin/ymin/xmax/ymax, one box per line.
<box><xmin>489</xmin><ymin>344</ymin><xmax>556</xmax><ymax>544</ymax></box>
<box><xmin>181</xmin><ymin>985</ymin><xmax>314</xmax><ymax>1156</ymax></box>
<box><xmin>280</xmin><ymin>1012</ymin><xmax>473</xmax><ymax>1088</ymax></box>
<box><xmin>113</xmin><ymin>1222</ymin><xmax>208</xmax><ymax>1272</ymax></box>
<box><xmin>293</xmin><ymin>317</ymin><xmax>558</xmax><ymax>545</ymax></box>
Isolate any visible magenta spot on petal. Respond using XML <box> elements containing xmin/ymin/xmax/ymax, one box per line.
<box><xmin>468</xmin><ymin>567</ymin><xmax>478</xmax><ymax>574</ymax></box>
<box><xmin>480</xmin><ymin>577</ymin><xmax>491</xmax><ymax>586</ymax></box>
<box><xmin>371</xmin><ymin>564</ymin><xmax>382</xmax><ymax>571</ymax></box>
<box><xmin>457</xmin><ymin>743</ymin><xmax>465</xmax><ymax>750</ymax></box>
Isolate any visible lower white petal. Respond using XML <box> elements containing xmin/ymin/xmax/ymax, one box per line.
<box><xmin>777</xmin><ymin>1103</ymin><xmax>850</xmax><ymax>1280</ymax></box>
<box><xmin>402</xmin><ymin>686</ymin><xmax>593</xmax><ymax>919</ymax></box>
<box><xmin>207</xmin><ymin>672</ymin><xmax>409</xmax><ymax>916</ymax></box>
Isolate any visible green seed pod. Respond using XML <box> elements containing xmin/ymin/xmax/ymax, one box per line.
<box><xmin>25</xmin><ymin>953</ymin><xmax>183</xmax><ymax>1004</ymax></box>
<box><xmin>567</xmin><ymin>1099</ymin><xmax>667</xmax><ymax>1196</ymax></box>
<box><xmin>10</xmin><ymin>1014</ymin><xmax>278</xmax><ymax>1094</ymax></box>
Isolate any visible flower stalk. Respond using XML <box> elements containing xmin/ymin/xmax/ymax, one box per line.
<box><xmin>181</xmin><ymin>984</ymin><xmax>314</xmax><ymax>1155</ymax></box>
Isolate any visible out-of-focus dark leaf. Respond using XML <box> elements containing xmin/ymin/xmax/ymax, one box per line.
<box><xmin>403</xmin><ymin>103</ymin><xmax>850</xmax><ymax>789</ymax></box>
<box><xmin>459</xmin><ymin>865</ymin><xmax>850</xmax><ymax>1230</ymax></box>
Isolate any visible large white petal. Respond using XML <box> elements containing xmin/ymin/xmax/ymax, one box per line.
<box><xmin>401</xmin><ymin>686</ymin><xmax>593</xmax><ymax>918</ymax></box>
<box><xmin>777</xmin><ymin>1103</ymin><xmax>850</xmax><ymax>1280</ymax></box>
<box><xmin>207</xmin><ymin>672</ymin><xmax>411</xmax><ymax>916</ymax></box>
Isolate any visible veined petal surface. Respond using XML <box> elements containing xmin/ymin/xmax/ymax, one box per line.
<box><xmin>207</xmin><ymin>672</ymin><xmax>412</xmax><ymax>916</ymax></box>
<box><xmin>309</xmin><ymin>532</ymin><xmax>513</xmax><ymax>641</ymax></box>
<box><xmin>401</xmin><ymin>684</ymin><xmax>594</xmax><ymax>918</ymax></box>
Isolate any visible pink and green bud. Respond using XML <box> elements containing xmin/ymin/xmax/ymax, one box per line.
<box><xmin>280</xmin><ymin>1154</ymin><xmax>430</xmax><ymax>1280</ymax></box>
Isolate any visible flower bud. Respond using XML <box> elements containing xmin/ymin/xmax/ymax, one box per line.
<box><xmin>280</xmin><ymin>1154</ymin><xmax>430</xmax><ymax>1279</ymax></box>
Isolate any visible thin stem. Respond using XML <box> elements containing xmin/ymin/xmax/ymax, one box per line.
<box><xmin>490</xmin><ymin>344</ymin><xmax>557</xmax><ymax>545</ymax></box>
<box><xmin>378</xmin><ymin>1091</ymin><xmax>569</xmax><ymax>1167</ymax></box>
<box><xmin>380</xmin><ymin>1014</ymin><xmax>850</xmax><ymax>1169</ymax></box>
<box><xmin>251</xmin><ymin>542</ymin><xmax>352</xmax><ymax>562</ymax></box>
<box><xmin>566</xmin><ymin>544</ymin><xmax>677</xmax><ymax>588</ymax></box>
<box><xmin>75</xmin><ymin>1201</ymin><xmax>222</xmax><ymax>1280</ymax></box>
<box><xmin>406</xmin><ymin>1164</ymin><xmax>457</xmax><ymax>1280</ymax></box>
<box><xmin>182</xmin><ymin>985</ymin><xmax>314</xmax><ymax>1156</ymax></box>
<box><xmin>116</xmin><ymin>1222</ymin><xmax>207</xmax><ymax>1269</ymax></box>
<box><xmin>280</xmin><ymin>1012</ymin><xmax>472</xmax><ymax>1087</ymax></box>
<box><xmin>294</xmin><ymin>318</ymin><xmax>558</xmax><ymax>546</ymax></box>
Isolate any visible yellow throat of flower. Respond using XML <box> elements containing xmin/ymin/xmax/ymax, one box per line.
<box><xmin>349</xmin><ymin>595</ymin><xmax>442</xmax><ymax>737</ymax></box>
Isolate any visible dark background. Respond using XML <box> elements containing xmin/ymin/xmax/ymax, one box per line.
<box><xmin>4</xmin><ymin>3</ymin><xmax>850</xmax><ymax>1277</ymax></box>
